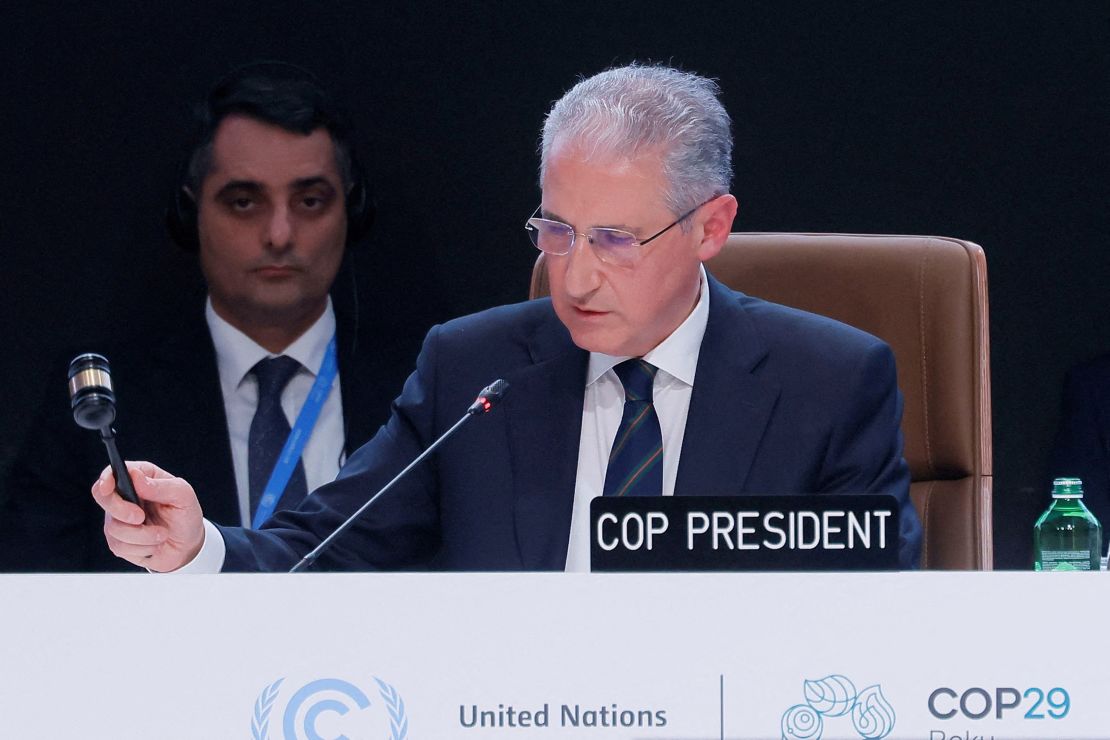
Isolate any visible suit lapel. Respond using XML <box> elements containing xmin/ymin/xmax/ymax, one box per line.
<box><xmin>505</xmin><ymin>308</ymin><xmax>588</xmax><ymax>569</ymax></box>
<box><xmin>148</xmin><ymin>309</ymin><xmax>241</xmax><ymax>526</ymax></box>
<box><xmin>675</xmin><ymin>275</ymin><xmax>780</xmax><ymax>497</ymax></box>
<box><xmin>334</xmin><ymin>300</ymin><xmax>392</xmax><ymax>455</ymax></box>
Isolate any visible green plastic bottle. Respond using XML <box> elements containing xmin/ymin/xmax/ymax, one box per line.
<box><xmin>1034</xmin><ymin>477</ymin><xmax>1103</xmax><ymax>571</ymax></box>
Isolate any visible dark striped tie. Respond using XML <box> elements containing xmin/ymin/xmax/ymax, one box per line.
<box><xmin>603</xmin><ymin>359</ymin><xmax>663</xmax><ymax>497</ymax></box>
<box><xmin>248</xmin><ymin>356</ymin><xmax>309</xmax><ymax>522</ymax></box>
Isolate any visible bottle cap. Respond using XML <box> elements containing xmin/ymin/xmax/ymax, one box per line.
<box><xmin>1052</xmin><ymin>477</ymin><xmax>1084</xmax><ymax>498</ymax></box>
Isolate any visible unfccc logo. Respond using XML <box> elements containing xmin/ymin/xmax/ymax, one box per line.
<box><xmin>780</xmin><ymin>674</ymin><xmax>896</xmax><ymax>740</ymax></box>
<box><xmin>251</xmin><ymin>676</ymin><xmax>408</xmax><ymax>739</ymax></box>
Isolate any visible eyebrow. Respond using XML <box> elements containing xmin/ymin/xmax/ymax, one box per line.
<box><xmin>290</xmin><ymin>176</ymin><xmax>337</xmax><ymax>192</ymax></box>
<box><xmin>213</xmin><ymin>180</ymin><xmax>263</xmax><ymax>199</ymax></box>
<box><xmin>540</xmin><ymin>207</ymin><xmax>569</xmax><ymax>224</ymax></box>
<box><xmin>212</xmin><ymin>176</ymin><xmax>338</xmax><ymax>199</ymax></box>
<box><xmin>541</xmin><ymin>208</ymin><xmax>637</xmax><ymax>234</ymax></box>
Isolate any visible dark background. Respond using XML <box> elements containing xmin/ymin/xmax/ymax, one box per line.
<box><xmin>1</xmin><ymin>1</ymin><xmax>1106</xmax><ymax>569</ymax></box>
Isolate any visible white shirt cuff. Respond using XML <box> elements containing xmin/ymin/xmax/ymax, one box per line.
<box><xmin>162</xmin><ymin>518</ymin><xmax>226</xmax><ymax>574</ymax></box>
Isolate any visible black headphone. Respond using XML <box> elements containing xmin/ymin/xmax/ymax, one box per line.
<box><xmin>166</xmin><ymin>61</ymin><xmax>375</xmax><ymax>252</ymax></box>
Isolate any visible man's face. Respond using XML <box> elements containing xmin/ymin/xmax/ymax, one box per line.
<box><xmin>542</xmin><ymin>144</ymin><xmax>711</xmax><ymax>357</ymax></box>
<box><xmin>194</xmin><ymin>114</ymin><xmax>347</xmax><ymax>345</ymax></box>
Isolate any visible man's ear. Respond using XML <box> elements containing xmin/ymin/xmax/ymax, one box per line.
<box><xmin>694</xmin><ymin>194</ymin><xmax>738</xmax><ymax>262</ymax></box>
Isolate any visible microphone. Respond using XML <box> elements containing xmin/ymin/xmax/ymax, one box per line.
<box><xmin>68</xmin><ymin>353</ymin><xmax>141</xmax><ymax>506</ymax></box>
<box><xmin>289</xmin><ymin>378</ymin><xmax>510</xmax><ymax>573</ymax></box>
<box><xmin>467</xmin><ymin>378</ymin><xmax>509</xmax><ymax>415</ymax></box>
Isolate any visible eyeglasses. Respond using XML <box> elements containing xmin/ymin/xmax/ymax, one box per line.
<box><xmin>524</xmin><ymin>200</ymin><xmax>709</xmax><ymax>268</ymax></box>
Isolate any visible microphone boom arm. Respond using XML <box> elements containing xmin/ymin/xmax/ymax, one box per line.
<box><xmin>289</xmin><ymin>379</ymin><xmax>509</xmax><ymax>573</ymax></box>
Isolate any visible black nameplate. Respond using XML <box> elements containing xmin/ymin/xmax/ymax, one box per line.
<box><xmin>590</xmin><ymin>495</ymin><xmax>900</xmax><ymax>571</ymax></box>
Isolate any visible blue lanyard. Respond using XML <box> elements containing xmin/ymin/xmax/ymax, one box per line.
<box><xmin>251</xmin><ymin>334</ymin><xmax>339</xmax><ymax>529</ymax></box>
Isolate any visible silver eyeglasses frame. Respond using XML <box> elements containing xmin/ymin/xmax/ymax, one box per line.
<box><xmin>523</xmin><ymin>199</ymin><xmax>713</xmax><ymax>267</ymax></box>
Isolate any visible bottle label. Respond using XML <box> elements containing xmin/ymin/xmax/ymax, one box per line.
<box><xmin>1041</xmin><ymin>550</ymin><xmax>1095</xmax><ymax>571</ymax></box>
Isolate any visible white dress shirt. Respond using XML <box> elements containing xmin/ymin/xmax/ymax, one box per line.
<box><xmin>563</xmin><ymin>267</ymin><xmax>710</xmax><ymax>571</ymax></box>
<box><xmin>205</xmin><ymin>297</ymin><xmax>345</xmax><ymax>527</ymax></box>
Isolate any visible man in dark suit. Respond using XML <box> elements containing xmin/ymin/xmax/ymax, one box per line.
<box><xmin>1</xmin><ymin>63</ymin><xmax>423</xmax><ymax>571</ymax></box>
<box><xmin>1048</xmin><ymin>353</ymin><xmax>1110</xmax><ymax>528</ymax></box>
<box><xmin>91</xmin><ymin>63</ymin><xmax>922</xmax><ymax>572</ymax></box>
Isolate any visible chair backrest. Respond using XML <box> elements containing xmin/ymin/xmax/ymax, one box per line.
<box><xmin>529</xmin><ymin>233</ymin><xmax>993</xmax><ymax>569</ymax></box>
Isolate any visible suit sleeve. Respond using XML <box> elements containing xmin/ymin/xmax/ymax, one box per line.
<box><xmin>820</xmin><ymin>340</ymin><xmax>922</xmax><ymax>569</ymax></box>
<box><xmin>0</xmin><ymin>376</ymin><xmax>138</xmax><ymax>572</ymax></box>
<box><xmin>219</xmin><ymin>324</ymin><xmax>446</xmax><ymax>572</ymax></box>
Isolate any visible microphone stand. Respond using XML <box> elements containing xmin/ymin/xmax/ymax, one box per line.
<box><xmin>289</xmin><ymin>379</ymin><xmax>508</xmax><ymax>573</ymax></box>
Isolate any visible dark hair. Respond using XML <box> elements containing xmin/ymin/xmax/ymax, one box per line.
<box><xmin>186</xmin><ymin>62</ymin><xmax>355</xmax><ymax>190</ymax></box>
<box><xmin>168</xmin><ymin>61</ymin><xmax>373</xmax><ymax>250</ymax></box>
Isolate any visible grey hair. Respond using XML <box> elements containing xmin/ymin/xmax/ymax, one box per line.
<box><xmin>540</xmin><ymin>63</ymin><xmax>733</xmax><ymax>221</ymax></box>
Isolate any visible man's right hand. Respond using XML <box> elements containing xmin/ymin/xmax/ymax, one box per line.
<box><xmin>91</xmin><ymin>461</ymin><xmax>205</xmax><ymax>572</ymax></box>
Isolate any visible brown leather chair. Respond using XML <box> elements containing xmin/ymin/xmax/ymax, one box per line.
<box><xmin>529</xmin><ymin>233</ymin><xmax>993</xmax><ymax>569</ymax></box>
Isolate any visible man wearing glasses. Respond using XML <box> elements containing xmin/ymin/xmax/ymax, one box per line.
<box><xmin>91</xmin><ymin>64</ymin><xmax>922</xmax><ymax>572</ymax></box>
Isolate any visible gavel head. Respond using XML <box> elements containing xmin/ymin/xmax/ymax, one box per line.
<box><xmin>68</xmin><ymin>353</ymin><xmax>117</xmax><ymax>431</ymax></box>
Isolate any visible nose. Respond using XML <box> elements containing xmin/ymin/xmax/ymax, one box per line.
<box><xmin>264</xmin><ymin>203</ymin><xmax>294</xmax><ymax>251</ymax></box>
<box><xmin>560</xmin><ymin>233</ymin><xmax>603</xmax><ymax>300</ymax></box>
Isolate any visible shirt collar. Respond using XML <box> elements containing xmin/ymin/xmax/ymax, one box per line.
<box><xmin>586</xmin><ymin>264</ymin><xmax>710</xmax><ymax>387</ymax></box>
<box><xmin>206</xmin><ymin>297</ymin><xmax>337</xmax><ymax>391</ymax></box>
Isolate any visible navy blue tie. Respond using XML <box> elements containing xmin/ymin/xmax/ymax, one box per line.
<box><xmin>248</xmin><ymin>356</ymin><xmax>308</xmax><ymax>523</ymax></box>
<box><xmin>603</xmin><ymin>359</ymin><xmax>663</xmax><ymax>497</ymax></box>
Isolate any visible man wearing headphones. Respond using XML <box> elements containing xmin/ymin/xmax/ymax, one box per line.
<box><xmin>0</xmin><ymin>64</ymin><xmax>424</xmax><ymax>571</ymax></box>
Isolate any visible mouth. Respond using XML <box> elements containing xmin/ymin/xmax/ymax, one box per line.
<box><xmin>572</xmin><ymin>306</ymin><xmax>609</xmax><ymax>319</ymax></box>
<box><xmin>252</xmin><ymin>265</ymin><xmax>301</xmax><ymax>279</ymax></box>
